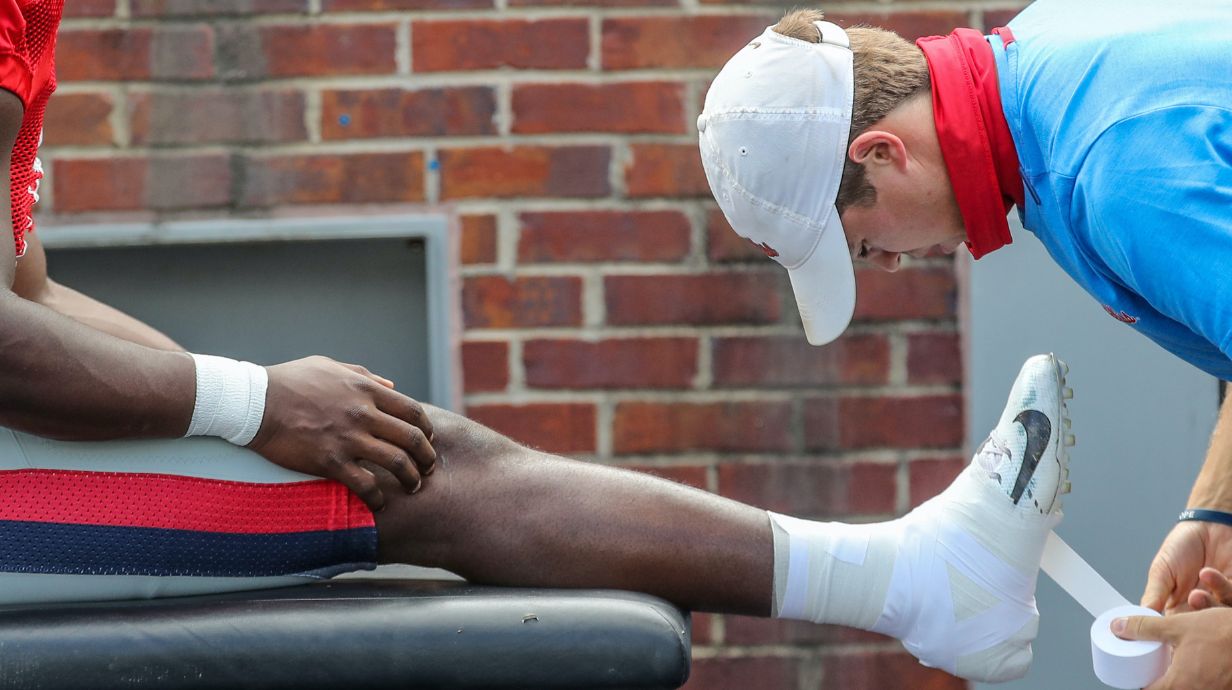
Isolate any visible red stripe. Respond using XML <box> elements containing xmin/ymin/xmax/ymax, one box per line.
<box><xmin>0</xmin><ymin>469</ymin><xmax>375</xmax><ymax>534</ymax></box>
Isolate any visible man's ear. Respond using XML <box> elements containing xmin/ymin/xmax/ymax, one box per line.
<box><xmin>848</xmin><ymin>130</ymin><xmax>908</xmax><ymax>171</ymax></box>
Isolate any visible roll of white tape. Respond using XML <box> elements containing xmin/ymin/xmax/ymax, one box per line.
<box><xmin>1090</xmin><ymin>604</ymin><xmax>1168</xmax><ymax>689</ymax></box>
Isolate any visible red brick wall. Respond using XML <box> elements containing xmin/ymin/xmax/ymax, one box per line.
<box><xmin>43</xmin><ymin>1</ymin><xmax>1027</xmax><ymax>688</ymax></box>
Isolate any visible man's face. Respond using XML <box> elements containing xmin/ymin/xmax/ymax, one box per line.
<box><xmin>837</xmin><ymin>146</ymin><xmax>967</xmax><ymax>272</ymax></box>
<box><xmin>840</xmin><ymin>199</ymin><xmax>967</xmax><ymax>272</ymax></box>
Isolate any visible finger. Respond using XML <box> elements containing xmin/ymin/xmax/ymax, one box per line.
<box><xmin>1199</xmin><ymin>567</ymin><xmax>1232</xmax><ymax>605</ymax></box>
<box><xmin>372</xmin><ymin>386</ymin><xmax>435</xmax><ymax>443</ymax></box>
<box><xmin>353</xmin><ymin>437</ymin><xmax>423</xmax><ymax>494</ymax></box>
<box><xmin>367</xmin><ymin>411</ymin><xmax>436</xmax><ymax>476</ymax></box>
<box><xmin>1188</xmin><ymin>588</ymin><xmax>1215</xmax><ymax>610</ymax></box>
<box><xmin>331</xmin><ymin>459</ymin><xmax>385</xmax><ymax>512</ymax></box>
<box><xmin>342</xmin><ymin>362</ymin><xmax>395</xmax><ymax>389</ymax></box>
<box><xmin>1142</xmin><ymin>566</ymin><xmax>1174</xmax><ymax>612</ymax></box>
<box><xmin>1112</xmin><ymin>615</ymin><xmax>1178</xmax><ymax>644</ymax></box>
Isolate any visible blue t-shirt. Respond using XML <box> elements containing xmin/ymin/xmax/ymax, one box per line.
<box><xmin>994</xmin><ymin>0</ymin><xmax>1232</xmax><ymax>378</ymax></box>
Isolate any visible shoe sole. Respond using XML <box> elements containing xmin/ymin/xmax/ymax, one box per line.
<box><xmin>1046</xmin><ymin>353</ymin><xmax>1073</xmax><ymax>513</ymax></box>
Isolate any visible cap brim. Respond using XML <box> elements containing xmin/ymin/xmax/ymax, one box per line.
<box><xmin>786</xmin><ymin>211</ymin><xmax>855</xmax><ymax>346</ymax></box>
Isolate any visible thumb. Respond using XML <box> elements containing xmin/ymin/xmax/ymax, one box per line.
<box><xmin>1111</xmin><ymin>615</ymin><xmax>1176</xmax><ymax>643</ymax></box>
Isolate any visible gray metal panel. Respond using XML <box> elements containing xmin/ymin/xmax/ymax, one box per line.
<box><xmin>39</xmin><ymin>215</ymin><xmax>456</xmax><ymax>410</ymax></box>
<box><xmin>968</xmin><ymin>216</ymin><xmax>1218</xmax><ymax>689</ymax></box>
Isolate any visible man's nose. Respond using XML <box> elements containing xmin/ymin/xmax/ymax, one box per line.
<box><xmin>868</xmin><ymin>249</ymin><xmax>902</xmax><ymax>272</ymax></box>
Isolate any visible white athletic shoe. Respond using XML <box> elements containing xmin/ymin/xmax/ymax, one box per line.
<box><xmin>975</xmin><ymin>353</ymin><xmax>1073</xmax><ymax>515</ymax></box>
<box><xmin>769</xmin><ymin>354</ymin><xmax>1073</xmax><ymax>682</ymax></box>
<box><xmin>892</xmin><ymin>353</ymin><xmax>1072</xmax><ymax>680</ymax></box>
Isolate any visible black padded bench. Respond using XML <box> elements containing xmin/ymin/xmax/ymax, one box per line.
<box><xmin>0</xmin><ymin>580</ymin><xmax>692</xmax><ymax>689</ymax></box>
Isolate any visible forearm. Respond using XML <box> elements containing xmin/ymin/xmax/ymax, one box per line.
<box><xmin>1187</xmin><ymin>387</ymin><xmax>1232</xmax><ymax>510</ymax></box>
<box><xmin>38</xmin><ymin>279</ymin><xmax>182</xmax><ymax>351</ymax></box>
<box><xmin>0</xmin><ymin>87</ymin><xmax>192</xmax><ymax>441</ymax></box>
<box><xmin>0</xmin><ymin>289</ymin><xmax>195</xmax><ymax>440</ymax></box>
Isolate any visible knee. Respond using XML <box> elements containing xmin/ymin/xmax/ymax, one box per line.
<box><xmin>423</xmin><ymin>404</ymin><xmax>522</xmax><ymax>471</ymax></box>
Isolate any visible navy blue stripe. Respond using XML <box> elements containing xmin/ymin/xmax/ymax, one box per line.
<box><xmin>0</xmin><ymin>520</ymin><xmax>378</xmax><ymax>578</ymax></box>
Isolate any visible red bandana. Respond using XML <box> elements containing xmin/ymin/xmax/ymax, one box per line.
<box><xmin>915</xmin><ymin>28</ymin><xmax>1024</xmax><ymax>259</ymax></box>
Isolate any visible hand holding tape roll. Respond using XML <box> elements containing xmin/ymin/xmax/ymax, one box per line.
<box><xmin>1041</xmin><ymin>531</ymin><xmax>1170</xmax><ymax>688</ymax></box>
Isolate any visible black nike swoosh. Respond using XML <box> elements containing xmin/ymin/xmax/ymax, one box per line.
<box><xmin>1009</xmin><ymin>409</ymin><xmax>1052</xmax><ymax>505</ymax></box>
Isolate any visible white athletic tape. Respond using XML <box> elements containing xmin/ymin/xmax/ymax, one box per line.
<box><xmin>771</xmin><ymin>513</ymin><xmax>870</xmax><ymax>621</ymax></box>
<box><xmin>1040</xmin><ymin>531</ymin><xmax>1130</xmax><ymax>616</ymax></box>
<box><xmin>875</xmin><ymin>520</ymin><xmax>1036</xmax><ymax>673</ymax></box>
<box><xmin>1040</xmin><ymin>531</ymin><xmax>1168</xmax><ymax>688</ymax></box>
<box><xmin>185</xmin><ymin>353</ymin><xmax>268</xmax><ymax>447</ymax></box>
<box><xmin>770</xmin><ymin>463</ymin><xmax>1049</xmax><ymax>681</ymax></box>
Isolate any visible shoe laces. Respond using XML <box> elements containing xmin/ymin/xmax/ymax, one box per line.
<box><xmin>974</xmin><ymin>435</ymin><xmax>1012</xmax><ymax>480</ymax></box>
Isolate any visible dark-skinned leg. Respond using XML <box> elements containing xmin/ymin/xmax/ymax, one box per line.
<box><xmin>372</xmin><ymin>404</ymin><xmax>773</xmax><ymax>616</ymax></box>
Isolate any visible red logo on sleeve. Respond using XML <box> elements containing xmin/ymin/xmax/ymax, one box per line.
<box><xmin>1102</xmin><ymin>305</ymin><xmax>1138</xmax><ymax>324</ymax></box>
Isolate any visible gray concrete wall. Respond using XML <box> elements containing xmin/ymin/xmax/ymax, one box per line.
<box><xmin>968</xmin><ymin>216</ymin><xmax>1218</xmax><ymax>689</ymax></box>
<box><xmin>47</xmin><ymin>237</ymin><xmax>435</xmax><ymax>405</ymax></box>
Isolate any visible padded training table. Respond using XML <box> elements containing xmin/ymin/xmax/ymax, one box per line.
<box><xmin>0</xmin><ymin>579</ymin><xmax>692</xmax><ymax>689</ymax></box>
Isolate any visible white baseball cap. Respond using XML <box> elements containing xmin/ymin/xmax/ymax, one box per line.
<box><xmin>698</xmin><ymin>21</ymin><xmax>855</xmax><ymax>346</ymax></box>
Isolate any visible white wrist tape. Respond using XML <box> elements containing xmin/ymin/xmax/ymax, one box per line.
<box><xmin>185</xmin><ymin>353</ymin><xmax>269</xmax><ymax>446</ymax></box>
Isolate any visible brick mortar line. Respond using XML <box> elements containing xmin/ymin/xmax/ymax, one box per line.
<box><xmin>685</xmin><ymin>647</ymin><xmax>824</xmax><ymax>661</ymax></box>
<box><xmin>693</xmin><ymin>333</ymin><xmax>712</xmax><ymax>390</ymax></box>
<box><xmin>396</xmin><ymin>20</ymin><xmax>412</xmax><ymax>75</ymax></box>
<box><xmin>454</xmin><ymin>319</ymin><xmax>960</xmax><ymax>333</ymax></box>
<box><xmin>586</xmin><ymin>14</ymin><xmax>600</xmax><ymax>72</ymax></box>
<box><xmin>690</xmin><ymin>639</ymin><xmax>906</xmax><ymax>658</ymax></box>
<box><xmin>109</xmin><ymin>84</ymin><xmax>130</xmax><ymax>147</ymax></box>
<box><xmin>596</xmin><ymin>397</ymin><xmax>614</xmax><ymax>457</ymax></box>
<box><xmin>462</xmin><ymin>386</ymin><xmax>964</xmax><ymax>403</ymax></box>
<box><xmin>683</xmin><ymin>80</ymin><xmax>704</xmax><ymax>150</ymax></box>
<box><xmin>55</xmin><ymin>73</ymin><xmax>721</xmax><ymax>90</ymax></box>
<box><xmin>710</xmin><ymin>611</ymin><xmax>726</xmax><ymax>647</ymax></box>
<box><xmin>80</xmin><ymin>82</ymin><xmax>378</xmax><ymax>96</ymax></box>
<box><xmin>581</xmin><ymin>271</ymin><xmax>605</xmax><ymax>328</ymax></box>
<box><xmin>681</xmin><ymin>200</ymin><xmax>708</xmax><ymax>268</ymax></box>
<box><xmin>461</xmin><ymin>263</ymin><xmax>780</xmax><ymax>276</ymax></box>
<box><xmin>625</xmin><ymin>452</ymin><xmax>964</xmax><ymax>466</ymax></box>
<box><xmin>304</xmin><ymin>88</ymin><xmax>322</xmax><ymax>144</ymax></box>
<box><xmin>495</xmin><ymin>206</ymin><xmax>519</xmax><ymax>272</ymax></box>
<box><xmin>508</xmin><ymin>338</ymin><xmax>526</xmax><ymax>392</ymax></box>
<box><xmin>593</xmin><ymin>448</ymin><xmax>957</xmax><ymax>465</ymax></box>
<box><xmin>42</xmin><ymin>132</ymin><xmax>704</xmax><ymax>155</ymax></box>
<box><xmin>61</xmin><ymin>2</ymin><xmax>1030</xmax><ymax>29</ymax></box>
<box><xmin>456</xmin><ymin>198</ymin><xmax>720</xmax><ymax>213</ymax></box>
<box><xmin>896</xmin><ymin>454</ymin><xmax>911</xmax><ymax>514</ymax></box>
<box><xmin>888</xmin><ymin>330</ymin><xmax>908</xmax><ymax>386</ymax></box>
<box><xmin>790</xmin><ymin>395</ymin><xmax>805</xmax><ymax>457</ymax></box>
<box><xmin>495</xmin><ymin>81</ymin><xmax>513</xmax><ymax>137</ymax></box>
<box><xmin>610</xmin><ymin>140</ymin><xmax>630</xmax><ymax>198</ymax></box>
<box><xmin>454</xmin><ymin>323</ymin><xmax>956</xmax><ymax>339</ymax></box>
<box><xmin>423</xmin><ymin>144</ymin><xmax>441</xmax><ymax>203</ymax></box>
<box><xmin>448</xmin><ymin>201</ymin><xmax>507</xmax><ymax>215</ymax></box>
<box><xmin>459</xmin><ymin>325</ymin><xmax>808</xmax><ymax>339</ymax></box>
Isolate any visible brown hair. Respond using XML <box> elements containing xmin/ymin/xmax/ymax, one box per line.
<box><xmin>772</xmin><ymin>9</ymin><xmax>930</xmax><ymax>210</ymax></box>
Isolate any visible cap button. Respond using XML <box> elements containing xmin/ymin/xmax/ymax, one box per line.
<box><xmin>696</xmin><ymin>114</ymin><xmax>707</xmax><ymax>132</ymax></box>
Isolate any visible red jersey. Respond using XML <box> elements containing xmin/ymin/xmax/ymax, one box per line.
<box><xmin>1</xmin><ymin>0</ymin><xmax>61</xmax><ymax>258</ymax></box>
